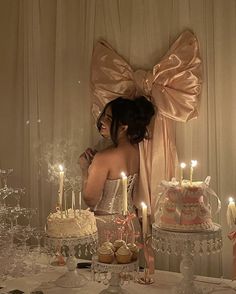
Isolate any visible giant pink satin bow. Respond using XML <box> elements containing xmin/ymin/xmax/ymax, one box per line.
<box><xmin>90</xmin><ymin>30</ymin><xmax>202</xmax><ymax>218</ymax></box>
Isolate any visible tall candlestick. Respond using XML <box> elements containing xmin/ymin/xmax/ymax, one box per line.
<box><xmin>72</xmin><ymin>190</ymin><xmax>75</xmax><ymax>210</ymax></box>
<box><xmin>58</xmin><ymin>165</ymin><xmax>64</xmax><ymax>215</ymax></box>
<box><xmin>190</xmin><ymin>160</ymin><xmax>197</xmax><ymax>185</ymax></box>
<box><xmin>72</xmin><ymin>190</ymin><xmax>76</xmax><ymax>217</ymax></box>
<box><xmin>141</xmin><ymin>202</ymin><xmax>147</xmax><ymax>238</ymax></box>
<box><xmin>180</xmin><ymin>162</ymin><xmax>186</xmax><ymax>186</ymax></box>
<box><xmin>227</xmin><ymin>197</ymin><xmax>236</xmax><ymax>227</ymax></box>
<box><xmin>79</xmin><ymin>191</ymin><xmax>82</xmax><ymax>213</ymax></box>
<box><xmin>121</xmin><ymin>172</ymin><xmax>128</xmax><ymax>215</ymax></box>
<box><xmin>64</xmin><ymin>193</ymin><xmax>67</xmax><ymax>217</ymax></box>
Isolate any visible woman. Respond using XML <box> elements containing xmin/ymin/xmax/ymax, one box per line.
<box><xmin>79</xmin><ymin>96</ymin><xmax>155</xmax><ymax>243</ymax></box>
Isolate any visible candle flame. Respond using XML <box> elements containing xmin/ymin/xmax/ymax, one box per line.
<box><xmin>180</xmin><ymin>162</ymin><xmax>186</xmax><ymax>169</ymax></box>
<box><xmin>191</xmin><ymin>160</ymin><xmax>197</xmax><ymax>167</ymax></box>
<box><xmin>121</xmin><ymin>171</ymin><xmax>127</xmax><ymax>178</ymax></box>
<box><xmin>141</xmin><ymin>202</ymin><xmax>147</xmax><ymax>209</ymax></box>
<box><xmin>229</xmin><ymin>197</ymin><xmax>235</xmax><ymax>204</ymax></box>
<box><xmin>59</xmin><ymin>164</ymin><xmax>64</xmax><ymax>172</ymax></box>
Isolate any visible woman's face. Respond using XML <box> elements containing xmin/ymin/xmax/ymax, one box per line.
<box><xmin>99</xmin><ymin>106</ymin><xmax>112</xmax><ymax>138</ymax></box>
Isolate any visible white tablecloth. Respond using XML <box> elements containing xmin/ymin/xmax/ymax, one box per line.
<box><xmin>1</xmin><ymin>263</ymin><xmax>236</xmax><ymax>294</ymax></box>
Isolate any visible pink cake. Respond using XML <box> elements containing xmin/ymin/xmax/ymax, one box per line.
<box><xmin>155</xmin><ymin>179</ymin><xmax>220</xmax><ymax>232</ymax></box>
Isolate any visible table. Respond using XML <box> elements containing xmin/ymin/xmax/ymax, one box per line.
<box><xmin>1</xmin><ymin>262</ymin><xmax>236</xmax><ymax>294</ymax></box>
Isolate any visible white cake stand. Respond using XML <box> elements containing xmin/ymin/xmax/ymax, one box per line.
<box><xmin>152</xmin><ymin>223</ymin><xmax>222</xmax><ymax>294</ymax></box>
<box><xmin>45</xmin><ymin>232</ymin><xmax>98</xmax><ymax>288</ymax></box>
<box><xmin>92</xmin><ymin>256</ymin><xmax>139</xmax><ymax>294</ymax></box>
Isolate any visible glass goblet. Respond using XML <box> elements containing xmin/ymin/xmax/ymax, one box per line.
<box><xmin>13</xmin><ymin>188</ymin><xmax>26</xmax><ymax>210</ymax></box>
<box><xmin>0</xmin><ymin>168</ymin><xmax>13</xmax><ymax>188</ymax></box>
<box><xmin>22</xmin><ymin>207</ymin><xmax>38</xmax><ymax>227</ymax></box>
<box><xmin>13</xmin><ymin>225</ymin><xmax>33</xmax><ymax>251</ymax></box>
<box><xmin>5</xmin><ymin>206</ymin><xmax>23</xmax><ymax>229</ymax></box>
<box><xmin>0</xmin><ymin>186</ymin><xmax>14</xmax><ymax>207</ymax></box>
<box><xmin>34</xmin><ymin>227</ymin><xmax>46</xmax><ymax>248</ymax></box>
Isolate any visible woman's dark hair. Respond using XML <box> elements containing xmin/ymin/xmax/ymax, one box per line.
<box><xmin>97</xmin><ymin>96</ymin><xmax>155</xmax><ymax>146</ymax></box>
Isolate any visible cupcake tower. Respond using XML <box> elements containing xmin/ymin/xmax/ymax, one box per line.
<box><xmin>97</xmin><ymin>239</ymin><xmax>139</xmax><ymax>264</ymax></box>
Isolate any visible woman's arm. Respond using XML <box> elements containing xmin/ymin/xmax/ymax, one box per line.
<box><xmin>80</xmin><ymin>152</ymin><xmax>109</xmax><ymax>209</ymax></box>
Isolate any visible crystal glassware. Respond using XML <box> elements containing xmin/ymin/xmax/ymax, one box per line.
<box><xmin>21</xmin><ymin>207</ymin><xmax>38</xmax><ymax>227</ymax></box>
<box><xmin>13</xmin><ymin>225</ymin><xmax>34</xmax><ymax>250</ymax></box>
<box><xmin>34</xmin><ymin>227</ymin><xmax>46</xmax><ymax>248</ymax></box>
<box><xmin>45</xmin><ymin>232</ymin><xmax>98</xmax><ymax>288</ymax></box>
<box><xmin>0</xmin><ymin>168</ymin><xmax>13</xmax><ymax>188</ymax></box>
<box><xmin>0</xmin><ymin>186</ymin><xmax>14</xmax><ymax>208</ymax></box>
<box><xmin>13</xmin><ymin>188</ymin><xmax>26</xmax><ymax>210</ymax></box>
<box><xmin>152</xmin><ymin>223</ymin><xmax>223</xmax><ymax>294</ymax></box>
<box><xmin>92</xmin><ymin>256</ymin><xmax>139</xmax><ymax>294</ymax></box>
<box><xmin>5</xmin><ymin>206</ymin><xmax>23</xmax><ymax>229</ymax></box>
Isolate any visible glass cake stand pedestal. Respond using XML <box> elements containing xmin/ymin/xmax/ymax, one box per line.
<box><xmin>45</xmin><ymin>232</ymin><xmax>98</xmax><ymax>288</ymax></box>
<box><xmin>152</xmin><ymin>223</ymin><xmax>222</xmax><ymax>294</ymax></box>
<box><xmin>92</xmin><ymin>256</ymin><xmax>139</xmax><ymax>294</ymax></box>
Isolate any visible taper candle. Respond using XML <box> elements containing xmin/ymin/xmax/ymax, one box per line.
<box><xmin>72</xmin><ymin>190</ymin><xmax>76</xmax><ymax>217</ymax></box>
<box><xmin>141</xmin><ymin>202</ymin><xmax>147</xmax><ymax>238</ymax></box>
<box><xmin>190</xmin><ymin>160</ymin><xmax>197</xmax><ymax>185</ymax></box>
<box><xmin>58</xmin><ymin>164</ymin><xmax>64</xmax><ymax>214</ymax></box>
<box><xmin>121</xmin><ymin>172</ymin><xmax>128</xmax><ymax>215</ymax></box>
<box><xmin>227</xmin><ymin>197</ymin><xmax>236</xmax><ymax>227</ymax></box>
<box><xmin>180</xmin><ymin>162</ymin><xmax>186</xmax><ymax>186</ymax></box>
<box><xmin>72</xmin><ymin>190</ymin><xmax>75</xmax><ymax>210</ymax></box>
<box><xmin>79</xmin><ymin>191</ymin><xmax>82</xmax><ymax>213</ymax></box>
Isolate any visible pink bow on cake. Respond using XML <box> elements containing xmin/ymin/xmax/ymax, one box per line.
<box><xmin>90</xmin><ymin>30</ymin><xmax>202</xmax><ymax>217</ymax></box>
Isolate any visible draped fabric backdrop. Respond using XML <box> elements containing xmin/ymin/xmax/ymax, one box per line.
<box><xmin>0</xmin><ymin>0</ymin><xmax>236</xmax><ymax>279</ymax></box>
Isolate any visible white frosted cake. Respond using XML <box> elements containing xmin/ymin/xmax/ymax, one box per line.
<box><xmin>46</xmin><ymin>208</ymin><xmax>97</xmax><ymax>238</ymax></box>
<box><xmin>155</xmin><ymin>178</ymin><xmax>220</xmax><ymax>232</ymax></box>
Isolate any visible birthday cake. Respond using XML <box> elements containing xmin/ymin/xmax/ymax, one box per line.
<box><xmin>155</xmin><ymin>177</ymin><xmax>221</xmax><ymax>232</ymax></box>
<box><xmin>46</xmin><ymin>208</ymin><xmax>97</xmax><ymax>238</ymax></box>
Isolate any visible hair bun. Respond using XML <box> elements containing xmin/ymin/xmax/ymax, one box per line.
<box><xmin>97</xmin><ymin>96</ymin><xmax>155</xmax><ymax>145</ymax></box>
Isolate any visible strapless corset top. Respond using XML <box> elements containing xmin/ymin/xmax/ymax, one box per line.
<box><xmin>94</xmin><ymin>174</ymin><xmax>138</xmax><ymax>215</ymax></box>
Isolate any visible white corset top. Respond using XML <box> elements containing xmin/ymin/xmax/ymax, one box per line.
<box><xmin>94</xmin><ymin>174</ymin><xmax>138</xmax><ymax>215</ymax></box>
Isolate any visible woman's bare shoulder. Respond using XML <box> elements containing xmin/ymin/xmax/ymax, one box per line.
<box><xmin>94</xmin><ymin>146</ymin><xmax>118</xmax><ymax>160</ymax></box>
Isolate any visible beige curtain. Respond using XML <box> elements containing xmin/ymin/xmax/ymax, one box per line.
<box><xmin>0</xmin><ymin>0</ymin><xmax>236</xmax><ymax>279</ymax></box>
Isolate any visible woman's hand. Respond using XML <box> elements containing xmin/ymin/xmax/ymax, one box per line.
<box><xmin>78</xmin><ymin>148</ymin><xmax>97</xmax><ymax>171</ymax></box>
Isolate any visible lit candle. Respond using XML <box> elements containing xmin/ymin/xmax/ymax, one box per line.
<box><xmin>141</xmin><ymin>202</ymin><xmax>147</xmax><ymax>238</ymax></box>
<box><xmin>72</xmin><ymin>190</ymin><xmax>76</xmax><ymax>217</ymax></box>
<box><xmin>79</xmin><ymin>191</ymin><xmax>82</xmax><ymax>213</ymax></box>
<box><xmin>58</xmin><ymin>164</ymin><xmax>64</xmax><ymax>213</ymax></box>
<box><xmin>64</xmin><ymin>193</ymin><xmax>67</xmax><ymax>217</ymax></box>
<box><xmin>121</xmin><ymin>172</ymin><xmax>128</xmax><ymax>215</ymax></box>
<box><xmin>180</xmin><ymin>162</ymin><xmax>186</xmax><ymax>186</ymax></box>
<box><xmin>227</xmin><ymin>197</ymin><xmax>236</xmax><ymax>227</ymax></box>
<box><xmin>190</xmin><ymin>160</ymin><xmax>197</xmax><ymax>185</ymax></box>
<box><xmin>72</xmin><ymin>190</ymin><xmax>75</xmax><ymax>210</ymax></box>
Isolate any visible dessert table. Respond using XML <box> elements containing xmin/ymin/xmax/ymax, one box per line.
<box><xmin>1</xmin><ymin>261</ymin><xmax>236</xmax><ymax>294</ymax></box>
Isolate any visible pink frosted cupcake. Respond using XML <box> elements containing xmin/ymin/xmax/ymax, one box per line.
<box><xmin>97</xmin><ymin>245</ymin><xmax>114</xmax><ymax>264</ymax></box>
<box><xmin>116</xmin><ymin>245</ymin><xmax>132</xmax><ymax>264</ymax></box>
<box><xmin>113</xmin><ymin>239</ymin><xmax>126</xmax><ymax>252</ymax></box>
<box><xmin>102</xmin><ymin>241</ymin><xmax>115</xmax><ymax>252</ymax></box>
<box><xmin>127</xmin><ymin>243</ymin><xmax>139</xmax><ymax>261</ymax></box>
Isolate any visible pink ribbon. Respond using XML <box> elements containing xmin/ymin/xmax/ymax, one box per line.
<box><xmin>115</xmin><ymin>212</ymin><xmax>136</xmax><ymax>226</ymax></box>
<box><xmin>143</xmin><ymin>236</ymin><xmax>155</xmax><ymax>275</ymax></box>
<box><xmin>228</xmin><ymin>231</ymin><xmax>236</xmax><ymax>279</ymax></box>
<box><xmin>137</xmin><ymin>235</ymin><xmax>155</xmax><ymax>275</ymax></box>
<box><xmin>115</xmin><ymin>213</ymin><xmax>155</xmax><ymax>274</ymax></box>
<box><xmin>115</xmin><ymin>212</ymin><xmax>137</xmax><ymax>242</ymax></box>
